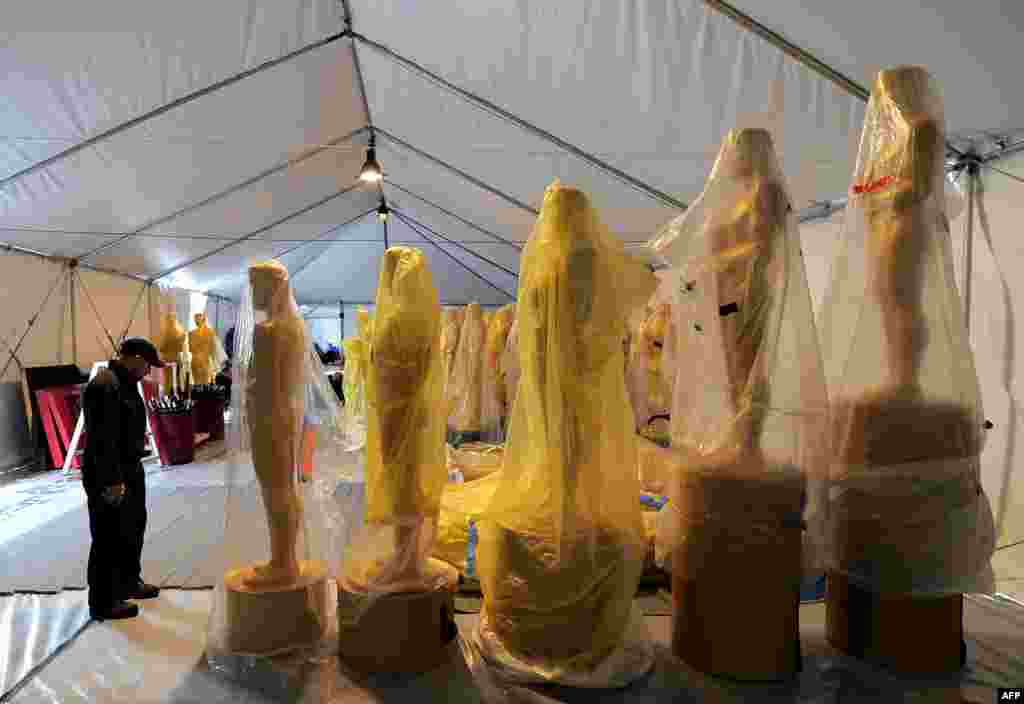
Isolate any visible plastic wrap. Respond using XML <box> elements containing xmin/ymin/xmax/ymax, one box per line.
<box><xmin>471</xmin><ymin>181</ymin><xmax>657</xmax><ymax>687</ymax></box>
<box><xmin>156</xmin><ymin>296</ymin><xmax>188</xmax><ymax>395</ymax></box>
<box><xmin>206</xmin><ymin>259</ymin><xmax>362</xmax><ymax>669</ymax></box>
<box><xmin>341</xmin><ymin>308</ymin><xmax>373</xmax><ymax>445</ymax></box>
<box><xmin>448</xmin><ymin>303</ymin><xmax>485</xmax><ymax>434</ymax></box>
<box><xmin>188</xmin><ymin>312</ymin><xmax>227</xmax><ymax>385</ymax></box>
<box><xmin>339</xmin><ymin>247</ymin><xmax>452</xmax><ymax>620</ymax></box>
<box><xmin>817</xmin><ymin>66</ymin><xmax>995</xmax><ymax>595</ymax></box>
<box><xmin>434</xmin><ymin>472</ymin><xmax>502</xmax><ymax>574</ymax></box>
<box><xmin>440</xmin><ymin>307</ymin><xmax>465</xmax><ymax>418</ymax></box>
<box><xmin>481</xmin><ymin>304</ymin><xmax>516</xmax><ymax>441</ymax></box>
<box><xmin>625</xmin><ymin>302</ymin><xmax>674</xmax><ymax>442</ymax></box>
<box><xmin>500</xmin><ymin>316</ymin><xmax>520</xmax><ymax>418</ymax></box>
<box><xmin>647</xmin><ymin>127</ymin><xmax>829</xmax><ymax>578</ymax></box>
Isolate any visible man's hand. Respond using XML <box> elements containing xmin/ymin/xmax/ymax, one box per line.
<box><xmin>102</xmin><ymin>483</ymin><xmax>126</xmax><ymax>506</ymax></box>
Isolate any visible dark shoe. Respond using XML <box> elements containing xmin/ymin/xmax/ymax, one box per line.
<box><xmin>91</xmin><ymin>601</ymin><xmax>139</xmax><ymax>621</ymax></box>
<box><xmin>125</xmin><ymin>580</ymin><xmax>160</xmax><ymax>600</ymax></box>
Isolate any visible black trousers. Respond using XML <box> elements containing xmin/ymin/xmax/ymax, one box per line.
<box><xmin>86</xmin><ymin>465</ymin><xmax>147</xmax><ymax>609</ymax></box>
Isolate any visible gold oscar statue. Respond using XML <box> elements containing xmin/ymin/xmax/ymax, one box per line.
<box><xmin>157</xmin><ymin>311</ymin><xmax>187</xmax><ymax>394</ymax></box>
<box><xmin>825</xmin><ymin>66</ymin><xmax>989</xmax><ymax>675</ymax></box>
<box><xmin>222</xmin><ymin>260</ymin><xmax>327</xmax><ymax>655</ymax></box>
<box><xmin>188</xmin><ymin>312</ymin><xmax>220</xmax><ymax>385</ymax></box>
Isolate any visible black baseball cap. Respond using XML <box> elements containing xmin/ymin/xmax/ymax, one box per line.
<box><xmin>119</xmin><ymin>337</ymin><xmax>166</xmax><ymax>368</ymax></box>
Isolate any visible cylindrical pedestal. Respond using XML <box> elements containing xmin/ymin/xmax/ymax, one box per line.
<box><xmin>223</xmin><ymin>560</ymin><xmax>329</xmax><ymax>655</ymax></box>
<box><xmin>151</xmin><ymin>411</ymin><xmax>195</xmax><ymax>466</ymax></box>
<box><xmin>669</xmin><ymin>470</ymin><xmax>803</xmax><ymax>681</ymax></box>
<box><xmin>826</xmin><ymin>572</ymin><xmax>964</xmax><ymax>674</ymax></box>
<box><xmin>193</xmin><ymin>397</ymin><xmax>225</xmax><ymax>440</ymax></box>
<box><xmin>337</xmin><ymin>559</ymin><xmax>458</xmax><ymax>673</ymax></box>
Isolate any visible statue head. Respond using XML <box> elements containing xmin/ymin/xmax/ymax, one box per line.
<box><xmin>194</xmin><ymin>312</ymin><xmax>207</xmax><ymax>328</ymax></box>
<box><xmin>248</xmin><ymin>259</ymin><xmax>290</xmax><ymax>315</ymax></box>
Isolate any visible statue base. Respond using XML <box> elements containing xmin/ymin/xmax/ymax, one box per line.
<box><xmin>826</xmin><ymin>572</ymin><xmax>965</xmax><ymax>674</ymax></box>
<box><xmin>337</xmin><ymin>558</ymin><xmax>459</xmax><ymax>673</ymax></box>
<box><xmin>223</xmin><ymin>560</ymin><xmax>329</xmax><ymax>655</ymax></box>
<box><xmin>669</xmin><ymin>451</ymin><xmax>803</xmax><ymax>681</ymax></box>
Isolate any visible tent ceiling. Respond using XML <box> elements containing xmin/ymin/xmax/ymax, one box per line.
<box><xmin>1</xmin><ymin>0</ymin><xmax>1019</xmax><ymax>304</ymax></box>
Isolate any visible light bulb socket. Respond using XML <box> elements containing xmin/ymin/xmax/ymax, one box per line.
<box><xmin>360</xmin><ymin>145</ymin><xmax>383</xmax><ymax>183</ymax></box>
<box><xmin>376</xmin><ymin>202</ymin><xmax>390</xmax><ymax>222</ymax></box>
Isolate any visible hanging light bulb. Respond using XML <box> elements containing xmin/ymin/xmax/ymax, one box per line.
<box><xmin>360</xmin><ymin>136</ymin><xmax>383</xmax><ymax>183</ymax></box>
<box><xmin>377</xmin><ymin>200</ymin><xmax>390</xmax><ymax>223</ymax></box>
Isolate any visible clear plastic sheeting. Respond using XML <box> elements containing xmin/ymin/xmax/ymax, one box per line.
<box><xmin>206</xmin><ymin>259</ymin><xmax>358</xmax><ymax>671</ymax></box>
<box><xmin>9</xmin><ymin>592</ymin><xmax>1024</xmax><ymax>702</ymax></box>
<box><xmin>340</xmin><ymin>308</ymin><xmax>373</xmax><ymax>447</ymax></box>
<box><xmin>481</xmin><ymin>304</ymin><xmax>515</xmax><ymax>442</ymax></box>
<box><xmin>0</xmin><ymin>591</ymin><xmax>91</xmax><ymax>700</ymax></box>
<box><xmin>625</xmin><ymin>301</ymin><xmax>674</xmax><ymax>442</ymax></box>
<box><xmin>817</xmin><ymin>66</ymin><xmax>996</xmax><ymax>596</ymax></box>
<box><xmin>440</xmin><ymin>306</ymin><xmax>466</xmax><ymax>418</ymax></box>
<box><xmin>500</xmin><ymin>316</ymin><xmax>520</xmax><ymax>419</ymax></box>
<box><xmin>448</xmin><ymin>303</ymin><xmax>485</xmax><ymax>435</ymax></box>
<box><xmin>648</xmin><ymin>127</ymin><xmax>829</xmax><ymax>577</ymax></box>
<box><xmin>471</xmin><ymin>181</ymin><xmax>657</xmax><ymax>687</ymax></box>
<box><xmin>339</xmin><ymin>247</ymin><xmax>452</xmax><ymax>617</ymax></box>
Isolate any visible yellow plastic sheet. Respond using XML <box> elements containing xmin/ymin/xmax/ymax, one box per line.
<box><xmin>481</xmin><ymin>304</ymin><xmax>515</xmax><ymax>439</ymax></box>
<box><xmin>448</xmin><ymin>303</ymin><xmax>485</xmax><ymax>433</ymax></box>
<box><xmin>473</xmin><ymin>181</ymin><xmax>656</xmax><ymax>685</ymax></box>
<box><xmin>341</xmin><ymin>247</ymin><xmax>450</xmax><ymax>600</ymax></box>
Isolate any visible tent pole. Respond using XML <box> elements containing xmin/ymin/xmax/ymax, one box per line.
<box><xmin>69</xmin><ymin>265</ymin><xmax>78</xmax><ymax>366</ymax></box>
<box><xmin>394</xmin><ymin>211</ymin><xmax>514</xmax><ymax>300</ymax></box>
<box><xmin>0</xmin><ymin>267</ymin><xmax>68</xmax><ymax>380</ymax></box>
<box><xmin>703</xmin><ymin>0</ymin><xmax>965</xmax><ymax>159</ymax></box>
<box><xmin>394</xmin><ymin>208</ymin><xmax>518</xmax><ymax>278</ymax></box>
<box><xmin>376</xmin><ymin>128</ymin><xmax>539</xmax><ymax>215</ymax></box>
<box><xmin>964</xmin><ymin>162</ymin><xmax>978</xmax><ymax>334</ymax></box>
<box><xmin>353</xmin><ymin>33</ymin><xmax>688</xmax><ymax>211</ymax></box>
<box><xmin>79</xmin><ymin>126</ymin><xmax>369</xmax><ymax>261</ymax></box>
<box><xmin>385</xmin><ymin>181</ymin><xmax>522</xmax><ymax>251</ymax></box>
<box><xmin>276</xmin><ymin>209</ymin><xmax>378</xmax><ymax>283</ymax></box>
<box><xmin>0</xmin><ymin>30</ymin><xmax>352</xmax><ymax>193</ymax></box>
<box><xmin>150</xmin><ymin>182</ymin><xmax>366</xmax><ymax>282</ymax></box>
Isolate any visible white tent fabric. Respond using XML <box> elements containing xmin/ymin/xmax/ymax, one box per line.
<box><xmin>0</xmin><ymin>1</ymin><xmax>1021</xmax><ymax>582</ymax></box>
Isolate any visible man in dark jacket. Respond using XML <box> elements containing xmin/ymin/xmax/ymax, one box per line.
<box><xmin>82</xmin><ymin>338</ymin><xmax>164</xmax><ymax>620</ymax></box>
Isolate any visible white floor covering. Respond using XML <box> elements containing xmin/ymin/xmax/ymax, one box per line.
<box><xmin>0</xmin><ymin>589</ymin><xmax>1021</xmax><ymax>703</ymax></box>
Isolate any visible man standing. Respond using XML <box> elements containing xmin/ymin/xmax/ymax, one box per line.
<box><xmin>82</xmin><ymin>338</ymin><xmax>164</xmax><ymax>620</ymax></box>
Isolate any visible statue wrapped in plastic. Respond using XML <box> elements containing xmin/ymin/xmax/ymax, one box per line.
<box><xmin>156</xmin><ymin>297</ymin><xmax>188</xmax><ymax>394</ymax></box>
<box><xmin>501</xmin><ymin>316</ymin><xmax>520</xmax><ymax>420</ymax></box>
<box><xmin>448</xmin><ymin>302</ymin><xmax>485</xmax><ymax>439</ymax></box>
<box><xmin>817</xmin><ymin>66</ymin><xmax>995</xmax><ymax>673</ymax></box>
<box><xmin>439</xmin><ymin>306</ymin><xmax>465</xmax><ymax>417</ymax></box>
<box><xmin>481</xmin><ymin>303</ymin><xmax>515</xmax><ymax>442</ymax></box>
<box><xmin>471</xmin><ymin>181</ymin><xmax>657</xmax><ymax>687</ymax></box>
<box><xmin>207</xmin><ymin>259</ymin><xmax>352</xmax><ymax>665</ymax></box>
<box><xmin>337</xmin><ymin>247</ymin><xmax>458</xmax><ymax>673</ymax></box>
<box><xmin>188</xmin><ymin>312</ymin><xmax>227</xmax><ymax>385</ymax></box>
<box><xmin>648</xmin><ymin>128</ymin><xmax>828</xmax><ymax>680</ymax></box>
<box><xmin>626</xmin><ymin>300</ymin><xmax>674</xmax><ymax>443</ymax></box>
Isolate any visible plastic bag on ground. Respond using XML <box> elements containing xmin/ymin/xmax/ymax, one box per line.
<box><xmin>470</xmin><ymin>181</ymin><xmax>657</xmax><ymax>687</ymax></box>
<box><xmin>816</xmin><ymin>66</ymin><xmax>995</xmax><ymax>595</ymax></box>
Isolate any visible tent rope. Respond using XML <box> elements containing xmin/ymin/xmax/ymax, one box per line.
<box><xmin>0</xmin><ymin>267</ymin><xmax>69</xmax><ymax>380</ymax></box>
<box><xmin>394</xmin><ymin>210</ymin><xmax>515</xmax><ymax>300</ymax></box>
<box><xmin>120</xmin><ymin>281</ymin><xmax>151</xmax><ymax>343</ymax></box>
<box><xmin>75</xmin><ymin>271</ymin><xmax>119</xmax><ymax>354</ymax></box>
<box><xmin>393</xmin><ymin>207</ymin><xmax>518</xmax><ymax>278</ymax></box>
